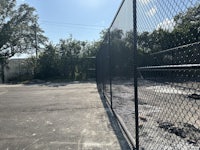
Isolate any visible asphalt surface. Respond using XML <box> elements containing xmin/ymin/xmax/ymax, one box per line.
<box><xmin>0</xmin><ymin>82</ymin><xmax>130</xmax><ymax>150</ymax></box>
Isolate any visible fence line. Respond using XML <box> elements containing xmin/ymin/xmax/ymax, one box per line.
<box><xmin>96</xmin><ymin>0</ymin><xmax>200</xmax><ymax>149</ymax></box>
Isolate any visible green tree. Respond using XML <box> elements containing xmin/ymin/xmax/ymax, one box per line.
<box><xmin>57</xmin><ymin>37</ymin><xmax>82</xmax><ymax>80</ymax></box>
<box><xmin>37</xmin><ymin>44</ymin><xmax>59</xmax><ymax>79</ymax></box>
<box><xmin>0</xmin><ymin>0</ymin><xmax>47</xmax><ymax>83</ymax></box>
<box><xmin>82</xmin><ymin>41</ymin><xmax>100</xmax><ymax>58</ymax></box>
<box><xmin>173</xmin><ymin>4</ymin><xmax>200</xmax><ymax>45</ymax></box>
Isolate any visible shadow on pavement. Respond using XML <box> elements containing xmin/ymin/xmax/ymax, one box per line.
<box><xmin>97</xmin><ymin>87</ymin><xmax>132</xmax><ymax>150</ymax></box>
<box><xmin>23</xmin><ymin>79</ymin><xmax>96</xmax><ymax>87</ymax></box>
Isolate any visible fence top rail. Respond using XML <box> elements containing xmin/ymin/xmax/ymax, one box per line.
<box><xmin>149</xmin><ymin>41</ymin><xmax>200</xmax><ymax>56</ymax></box>
<box><xmin>138</xmin><ymin>63</ymin><xmax>200</xmax><ymax>71</ymax></box>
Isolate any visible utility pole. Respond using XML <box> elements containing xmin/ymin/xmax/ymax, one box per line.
<box><xmin>34</xmin><ymin>23</ymin><xmax>38</xmax><ymax>77</ymax></box>
<box><xmin>34</xmin><ymin>23</ymin><xmax>38</xmax><ymax>59</ymax></box>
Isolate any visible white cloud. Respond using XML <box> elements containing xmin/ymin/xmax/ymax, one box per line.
<box><xmin>139</xmin><ymin>0</ymin><xmax>151</xmax><ymax>5</ymax></box>
<box><xmin>146</xmin><ymin>6</ymin><xmax>157</xmax><ymax>17</ymax></box>
<box><xmin>157</xmin><ymin>18</ymin><xmax>175</xmax><ymax>31</ymax></box>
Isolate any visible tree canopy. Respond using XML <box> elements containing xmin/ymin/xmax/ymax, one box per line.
<box><xmin>0</xmin><ymin>0</ymin><xmax>48</xmax><ymax>83</ymax></box>
<box><xmin>0</xmin><ymin>0</ymin><xmax>47</xmax><ymax>59</ymax></box>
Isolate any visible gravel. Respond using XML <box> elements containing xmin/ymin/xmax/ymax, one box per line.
<box><xmin>104</xmin><ymin>80</ymin><xmax>200</xmax><ymax>150</ymax></box>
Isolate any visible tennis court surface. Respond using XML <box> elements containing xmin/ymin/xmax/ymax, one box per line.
<box><xmin>0</xmin><ymin>82</ymin><xmax>130</xmax><ymax>150</ymax></box>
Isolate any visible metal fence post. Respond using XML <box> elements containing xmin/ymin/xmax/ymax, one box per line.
<box><xmin>133</xmin><ymin>0</ymin><xmax>139</xmax><ymax>149</ymax></box>
<box><xmin>108</xmin><ymin>30</ymin><xmax>113</xmax><ymax>110</ymax></box>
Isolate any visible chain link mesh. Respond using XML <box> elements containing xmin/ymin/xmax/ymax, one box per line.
<box><xmin>96</xmin><ymin>0</ymin><xmax>200</xmax><ymax>149</ymax></box>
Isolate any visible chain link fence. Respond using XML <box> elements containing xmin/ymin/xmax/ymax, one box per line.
<box><xmin>96</xmin><ymin>0</ymin><xmax>200</xmax><ymax>149</ymax></box>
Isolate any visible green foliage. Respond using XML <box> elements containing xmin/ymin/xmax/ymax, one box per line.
<box><xmin>0</xmin><ymin>0</ymin><xmax>47</xmax><ymax>58</ymax></box>
<box><xmin>0</xmin><ymin>0</ymin><xmax>47</xmax><ymax>82</ymax></box>
<box><xmin>35</xmin><ymin>37</ymin><xmax>97</xmax><ymax>81</ymax></box>
<box><xmin>36</xmin><ymin>44</ymin><xmax>60</xmax><ymax>79</ymax></box>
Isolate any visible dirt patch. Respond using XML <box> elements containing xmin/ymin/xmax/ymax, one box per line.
<box><xmin>158</xmin><ymin>121</ymin><xmax>200</xmax><ymax>145</ymax></box>
<box><xmin>106</xmin><ymin>80</ymin><xmax>200</xmax><ymax>149</ymax></box>
<box><xmin>188</xmin><ymin>93</ymin><xmax>200</xmax><ymax>100</ymax></box>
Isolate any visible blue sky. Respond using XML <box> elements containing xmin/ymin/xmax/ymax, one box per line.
<box><xmin>16</xmin><ymin>0</ymin><xmax>199</xmax><ymax>44</ymax></box>
<box><xmin>16</xmin><ymin>0</ymin><xmax>122</xmax><ymax>44</ymax></box>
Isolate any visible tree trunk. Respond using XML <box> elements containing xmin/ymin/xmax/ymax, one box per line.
<box><xmin>1</xmin><ymin>61</ymin><xmax>5</xmax><ymax>83</ymax></box>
